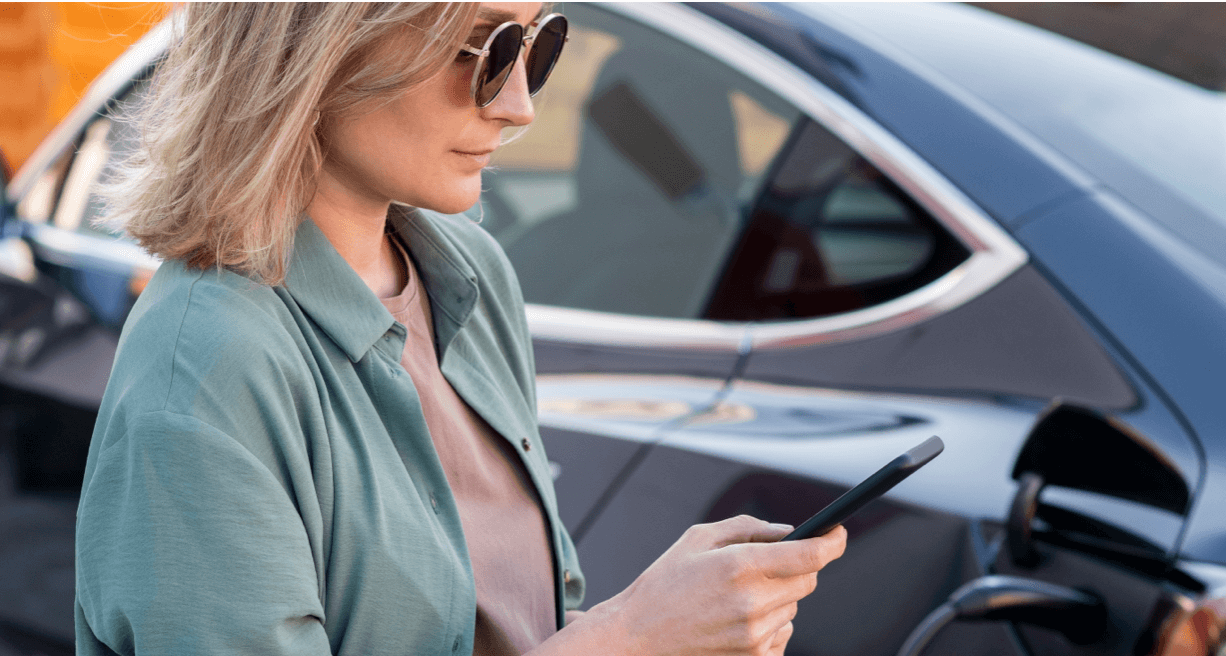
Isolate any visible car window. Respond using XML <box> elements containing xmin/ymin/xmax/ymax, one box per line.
<box><xmin>53</xmin><ymin>117</ymin><xmax>114</xmax><ymax>235</ymax></box>
<box><xmin>71</xmin><ymin>81</ymin><xmax>148</xmax><ymax>239</ymax></box>
<box><xmin>482</xmin><ymin>3</ymin><xmax>800</xmax><ymax>319</ymax></box>
<box><xmin>485</xmin><ymin>5</ymin><xmax>971</xmax><ymax>323</ymax></box>
<box><xmin>15</xmin><ymin>144</ymin><xmax>72</xmax><ymax>227</ymax></box>
<box><xmin>705</xmin><ymin>119</ymin><xmax>970</xmax><ymax>321</ymax></box>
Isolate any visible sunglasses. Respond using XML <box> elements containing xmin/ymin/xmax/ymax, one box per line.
<box><xmin>459</xmin><ymin>13</ymin><xmax>569</xmax><ymax>108</ymax></box>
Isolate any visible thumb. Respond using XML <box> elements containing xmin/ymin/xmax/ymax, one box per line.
<box><xmin>704</xmin><ymin>515</ymin><xmax>794</xmax><ymax>549</ymax></box>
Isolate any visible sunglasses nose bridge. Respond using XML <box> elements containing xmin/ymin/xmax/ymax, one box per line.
<box><xmin>480</xmin><ymin>48</ymin><xmax>535</xmax><ymax>124</ymax></box>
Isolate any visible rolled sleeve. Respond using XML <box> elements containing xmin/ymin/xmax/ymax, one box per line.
<box><xmin>75</xmin><ymin>411</ymin><xmax>330</xmax><ymax>656</ymax></box>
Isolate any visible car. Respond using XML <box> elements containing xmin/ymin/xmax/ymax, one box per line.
<box><xmin>2</xmin><ymin>3</ymin><xmax>1225</xmax><ymax>655</ymax></box>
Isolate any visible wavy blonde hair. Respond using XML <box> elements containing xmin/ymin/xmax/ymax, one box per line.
<box><xmin>103</xmin><ymin>3</ymin><xmax>481</xmax><ymax>284</ymax></box>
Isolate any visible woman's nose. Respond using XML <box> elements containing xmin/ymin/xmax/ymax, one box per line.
<box><xmin>484</xmin><ymin>52</ymin><xmax>535</xmax><ymax>126</ymax></box>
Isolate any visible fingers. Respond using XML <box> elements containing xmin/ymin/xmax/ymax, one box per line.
<box><xmin>626</xmin><ymin>517</ymin><xmax>830</xmax><ymax>656</ymax></box>
<box><xmin>747</xmin><ymin>522</ymin><xmax>795</xmax><ymax>544</ymax></box>
<box><xmin>747</xmin><ymin>524</ymin><xmax>847</xmax><ymax>578</ymax></box>
<box><xmin>756</xmin><ymin>602</ymin><xmax>797</xmax><ymax>656</ymax></box>
<box><xmin>685</xmin><ymin>515</ymin><xmax>794</xmax><ymax>550</ymax></box>
<box><xmin>768</xmin><ymin>621</ymin><xmax>794</xmax><ymax>656</ymax></box>
<box><xmin>751</xmin><ymin>572</ymin><xmax>816</xmax><ymax>623</ymax></box>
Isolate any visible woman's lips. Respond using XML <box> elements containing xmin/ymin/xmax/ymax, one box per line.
<box><xmin>453</xmin><ymin>149</ymin><xmax>494</xmax><ymax>167</ymax></box>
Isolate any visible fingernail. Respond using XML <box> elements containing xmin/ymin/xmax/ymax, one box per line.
<box><xmin>770</xmin><ymin>523</ymin><xmax>794</xmax><ymax>531</ymax></box>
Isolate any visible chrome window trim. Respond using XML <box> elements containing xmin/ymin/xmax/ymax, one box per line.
<box><xmin>526</xmin><ymin>305</ymin><xmax>752</xmax><ymax>351</ymax></box>
<box><xmin>526</xmin><ymin>2</ymin><xmax>1028</xmax><ymax>352</ymax></box>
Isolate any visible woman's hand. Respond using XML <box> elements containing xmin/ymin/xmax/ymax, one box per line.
<box><xmin>578</xmin><ymin>515</ymin><xmax>847</xmax><ymax>656</ymax></box>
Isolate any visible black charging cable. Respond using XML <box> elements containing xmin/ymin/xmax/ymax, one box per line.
<box><xmin>895</xmin><ymin>575</ymin><xmax>1106</xmax><ymax>656</ymax></box>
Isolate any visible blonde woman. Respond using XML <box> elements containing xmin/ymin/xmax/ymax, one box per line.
<box><xmin>74</xmin><ymin>3</ymin><xmax>847</xmax><ymax>655</ymax></box>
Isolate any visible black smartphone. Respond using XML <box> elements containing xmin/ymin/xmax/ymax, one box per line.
<box><xmin>781</xmin><ymin>436</ymin><xmax>945</xmax><ymax>541</ymax></box>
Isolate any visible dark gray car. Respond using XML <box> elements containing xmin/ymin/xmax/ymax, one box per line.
<box><xmin>2</xmin><ymin>4</ymin><xmax>1224</xmax><ymax>655</ymax></box>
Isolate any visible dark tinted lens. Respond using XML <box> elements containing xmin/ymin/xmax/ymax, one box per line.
<box><xmin>526</xmin><ymin>16</ymin><xmax>567</xmax><ymax>95</ymax></box>
<box><xmin>475</xmin><ymin>23</ymin><xmax>523</xmax><ymax>107</ymax></box>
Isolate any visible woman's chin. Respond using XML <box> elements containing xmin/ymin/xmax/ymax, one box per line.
<box><xmin>410</xmin><ymin>179</ymin><xmax>483</xmax><ymax>215</ymax></box>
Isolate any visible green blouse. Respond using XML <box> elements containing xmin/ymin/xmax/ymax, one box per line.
<box><xmin>74</xmin><ymin>207</ymin><xmax>585</xmax><ymax>655</ymax></box>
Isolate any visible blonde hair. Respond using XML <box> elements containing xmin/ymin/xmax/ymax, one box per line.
<box><xmin>104</xmin><ymin>3</ymin><xmax>481</xmax><ymax>284</ymax></box>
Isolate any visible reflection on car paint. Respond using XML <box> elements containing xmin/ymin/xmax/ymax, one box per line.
<box><xmin>535</xmin><ymin>373</ymin><xmax>725</xmax><ymax>443</ymax></box>
<box><xmin>666</xmin><ymin>379</ymin><xmax>1039</xmax><ymax>520</ymax></box>
<box><xmin>537</xmin><ymin>398</ymin><xmax>692</xmax><ymax>422</ymax></box>
<box><xmin>686</xmin><ymin>398</ymin><xmax>924</xmax><ymax>436</ymax></box>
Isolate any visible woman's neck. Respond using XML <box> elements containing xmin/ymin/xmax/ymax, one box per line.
<box><xmin>307</xmin><ymin>166</ymin><xmax>408</xmax><ymax>298</ymax></box>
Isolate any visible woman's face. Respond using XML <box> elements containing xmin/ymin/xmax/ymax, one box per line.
<box><xmin>320</xmin><ymin>2</ymin><xmax>542</xmax><ymax>216</ymax></box>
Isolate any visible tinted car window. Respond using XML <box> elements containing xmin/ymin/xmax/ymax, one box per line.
<box><xmin>74</xmin><ymin>81</ymin><xmax>148</xmax><ymax>238</ymax></box>
<box><xmin>487</xmin><ymin>5</ymin><xmax>972</xmax><ymax>323</ymax></box>
<box><xmin>15</xmin><ymin>144</ymin><xmax>72</xmax><ymax>227</ymax></box>
<box><xmin>705</xmin><ymin>119</ymin><xmax>970</xmax><ymax>321</ymax></box>
<box><xmin>482</xmin><ymin>3</ymin><xmax>800</xmax><ymax>319</ymax></box>
<box><xmin>53</xmin><ymin>117</ymin><xmax>114</xmax><ymax>234</ymax></box>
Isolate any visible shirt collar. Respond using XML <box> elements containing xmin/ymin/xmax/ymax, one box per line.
<box><xmin>284</xmin><ymin>207</ymin><xmax>478</xmax><ymax>363</ymax></box>
<box><xmin>388</xmin><ymin>205</ymin><xmax>479</xmax><ymax>360</ymax></box>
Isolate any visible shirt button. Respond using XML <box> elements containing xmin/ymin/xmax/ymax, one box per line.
<box><xmin>521</xmin><ymin>437</ymin><xmax>531</xmax><ymax>452</ymax></box>
<box><xmin>430</xmin><ymin>494</ymin><xmax>439</xmax><ymax>513</ymax></box>
<box><xmin>563</xmin><ymin>569</ymin><xmax>572</xmax><ymax>584</ymax></box>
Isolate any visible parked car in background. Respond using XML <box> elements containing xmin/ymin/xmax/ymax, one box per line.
<box><xmin>2</xmin><ymin>3</ymin><xmax>1225</xmax><ymax>655</ymax></box>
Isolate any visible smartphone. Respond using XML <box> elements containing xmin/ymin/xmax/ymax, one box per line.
<box><xmin>781</xmin><ymin>436</ymin><xmax>945</xmax><ymax>541</ymax></box>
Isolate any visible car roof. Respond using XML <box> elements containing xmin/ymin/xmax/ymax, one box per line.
<box><xmin>795</xmin><ymin>2</ymin><xmax>1226</xmax><ymax>274</ymax></box>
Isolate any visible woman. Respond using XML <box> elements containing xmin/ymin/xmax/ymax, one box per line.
<box><xmin>75</xmin><ymin>4</ymin><xmax>847</xmax><ymax>655</ymax></box>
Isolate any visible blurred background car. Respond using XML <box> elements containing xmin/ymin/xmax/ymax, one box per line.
<box><xmin>2</xmin><ymin>3</ymin><xmax>1226</xmax><ymax>655</ymax></box>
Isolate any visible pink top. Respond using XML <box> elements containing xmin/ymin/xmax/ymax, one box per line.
<box><xmin>380</xmin><ymin>237</ymin><xmax>556</xmax><ymax>655</ymax></box>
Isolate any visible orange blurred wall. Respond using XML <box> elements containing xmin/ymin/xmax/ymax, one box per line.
<box><xmin>0</xmin><ymin>2</ymin><xmax>166</xmax><ymax>171</ymax></box>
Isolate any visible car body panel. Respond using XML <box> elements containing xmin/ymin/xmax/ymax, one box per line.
<box><xmin>533</xmin><ymin>372</ymin><xmax>729</xmax><ymax>535</ymax></box>
<box><xmin>1016</xmin><ymin>189</ymin><xmax>1226</xmax><ymax>563</ymax></box>
<box><xmin>573</xmin><ymin>355</ymin><xmax>1196</xmax><ymax>652</ymax></box>
<box><xmin>666</xmin><ymin>382</ymin><xmax>1040</xmax><ymax>519</ymax></box>
<box><xmin>741</xmin><ymin>264</ymin><xmax>1137</xmax><ymax>407</ymax></box>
